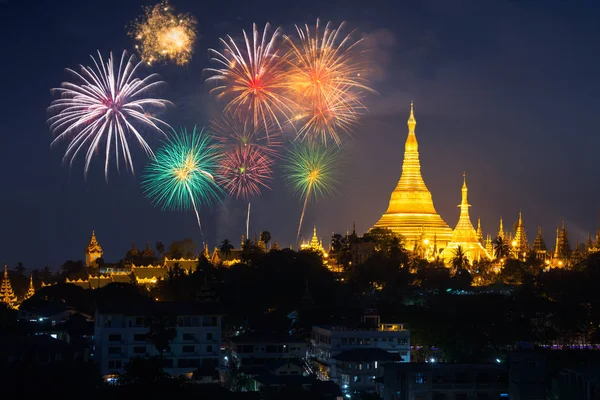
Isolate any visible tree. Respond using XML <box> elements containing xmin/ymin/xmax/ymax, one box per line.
<box><xmin>146</xmin><ymin>316</ymin><xmax>177</xmax><ymax>361</ymax></box>
<box><xmin>220</xmin><ymin>239</ymin><xmax>234</xmax><ymax>257</ymax></box>
<box><xmin>260</xmin><ymin>231</ymin><xmax>272</xmax><ymax>249</ymax></box>
<box><xmin>14</xmin><ymin>262</ymin><xmax>25</xmax><ymax>276</ymax></box>
<box><xmin>451</xmin><ymin>246</ymin><xmax>469</xmax><ymax>273</ymax></box>
<box><xmin>155</xmin><ymin>241</ymin><xmax>165</xmax><ymax>255</ymax></box>
<box><xmin>493</xmin><ymin>236</ymin><xmax>510</xmax><ymax>260</ymax></box>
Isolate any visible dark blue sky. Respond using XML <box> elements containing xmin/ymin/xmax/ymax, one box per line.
<box><xmin>0</xmin><ymin>0</ymin><xmax>599</xmax><ymax>268</ymax></box>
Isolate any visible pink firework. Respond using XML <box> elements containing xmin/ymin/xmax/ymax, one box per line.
<box><xmin>217</xmin><ymin>145</ymin><xmax>274</xmax><ymax>199</ymax></box>
<box><xmin>211</xmin><ymin>112</ymin><xmax>282</xmax><ymax>159</ymax></box>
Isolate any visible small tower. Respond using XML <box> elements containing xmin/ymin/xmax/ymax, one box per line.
<box><xmin>485</xmin><ymin>234</ymin><xmax>494</xmax><ymax>258</ymax></box>
<box><xmin>0</xmin><ymin>265</ymin><xmax>17</xmax><ymax>308</ymax></box>
<box><xmin>533</xmin><ymin>227</ymin><xmax>547</xmax><ymax>259</ymax></box>
<box><xmin>498</xmin><ymin>218</ymin><xmax>505</xmax><ymax>241</ymax></box>
<box><xmin>203</xmin><ymin>243</ymin><xmax>210</xmax><ymax>259</ymax></box>
<box><xmin>271</xmin><ymin>241</ymin><xmax>280</xmax><ymax>251</ymax></box>
<box><xmin>85</xmin><ymin>230</ymin><xmax>103</xmax><ymax>268</ymax></box>
<box><xmin>476</xmin><ymin>217</ymin><xmax>483</xmax><ymax>245</ymax></box>
<box><xmin>513</xmin><ymin>211</ymin><xmax>529</xmax><ymax>255</ymax></box>
<box><xmin>142</xmin><ymin>242</ymin><xmax>156</xmax><ymax>259</ymax></box>
<box><xmin>24</xmin><ymin>274</ymin><xmax>35</xmax><ymax>301</ymax></box>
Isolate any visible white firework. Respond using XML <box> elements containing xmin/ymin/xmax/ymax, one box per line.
<box><xmin>48</xmin><ymin>50</ymin><xmax>171</xmax><ymax>179</ymax></box>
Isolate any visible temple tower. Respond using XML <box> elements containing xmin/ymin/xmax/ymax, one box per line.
<box><xmin>85</xmin><ymin>230</ymin><xmax>103</xmax><ymax>268</ymax></box>
<box><xmin>533</xmin><ymin>227</ymin><xmax>547</xmax><ymax>259</ymax></box>
<box><xmin>372</xmin><ymin>102</ymin><xmax>452</xmax><ymax>248</ymax></box>
<box><xmin>0</xmin><ymin>265</ymin><xmax>17</xmax><ymax>308</ymax></box>
<box><xmin>476</xmin><ymin>217</ymin><xmax>483</xmax><ymax>244</ymax></box>
<box><xmin>513</xmin><ymin>211</ymin><xmax>529</xmax><ymax>256</ymax></box>
<box><xmin>24</xmin><ymin>274</ymin><xmax>35</xmax><ymax>301</ymax></box>
<box><xmin>441</xmin><ymin>173</ymin><xmax>491</xmax><ymax>263</ymax></box>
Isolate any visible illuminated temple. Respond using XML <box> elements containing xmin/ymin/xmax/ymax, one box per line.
<box><xmin>372</xmin><ymin>102</ymin><xmax>453</xmax><ymax>248</ymax></box>
<box><xmin>440</xmin><ymin>173</ymin><xmax>491</xmax><ymax>263</ymax></box>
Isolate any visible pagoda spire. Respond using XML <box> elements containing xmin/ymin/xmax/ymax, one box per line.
<box><xmin>514</xmin><ymin>211</ymin><xmax>528</xmax><ymax>253</ymax></box>
<box><xmin>24</xmin><ymin>273</ymin><xmax>35</xmax><ymax>301</ymax></box>
<box><xmin>441</xmin><ymin>173</ymin><xmax>491</xmax><ymax>263</ymax></box>
<box><xmin>372</xmin><ymin>102</ymin><xmax>452</xmax><ymax>247</ymax></box>
<box><xmin>498</xmin><ymin>218</ymin><xmax>505</xmax><ymax>240</ymax></box>
<box><xmin>476</xmin><ymin>217</ymin><xmax>483</xmax><ymax>244</ymax></box>
<box><xmin>0</xmin><ymin>265</ymin><xmax>17</xmax><ymax>308</ymax></box>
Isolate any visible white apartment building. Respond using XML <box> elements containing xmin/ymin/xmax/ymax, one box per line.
<box><xmin>227</xmin><ymin>333</ymin><xmax>308</xmax><ymax>368</ymax></box>
<box><xmin>310</xmin><ymin>312</ymin><xmax>410</xmax><ymax>394</ymax></box>
<box><xmin>94</xmin><ymin>300</ymin><xmax>222</xmax><ymax>378</ymax></box>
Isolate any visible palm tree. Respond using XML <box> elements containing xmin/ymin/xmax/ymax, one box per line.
<box><xmin>220</xmin><ymin>239</ymin><xmax>234</xmax><ymax>257</ymax></box>
<box><xmin>14</xmin><ymin>262</ymin><xmax>25</xmax><ymax>276</ymax></box>
<box><xmin>145</xmin><ymin>316</ymin><xmax>176</xmax><ymax>361</ymax></box>
<box><xmin>493</xmin><ymin>236</ymin><xmax>510</xmax><ymax>260</ymax></box>
<box><xmin>451</xmin><ymin>245</ymin><xmax>469</xmax><ymax>273</ymax></box>
<box><xmin>260</xmin><ymin>231</ymin><xmax>271</xmax><ymax>250</ymax></box>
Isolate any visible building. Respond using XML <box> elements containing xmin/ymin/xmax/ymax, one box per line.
<box><xmin>0</xmin><ymin>265</ymin><xmax>17</xmax><ymax>308</ymax></box>
<box><xmin>85</xmin><ymin>230</ymin><xmax>103</xmax><ymax>268</ymax></box>
<box><xmin>380</xmin><ymin>362</ymin><xmax>508</xmax><ymax>400</ymax></box>
<box><xmin>553</xmin><ymin>367</ymin><xmax>600</xmax><ymax>400</ymax></box>
<box><xmin>227</xmin><ymin>333</ymin><xmax>308</xmax><ymax>369</ymax></box>
<box><xmin>508</xmin><ymin>347</ymin><xmax>546</xmax><ymax>400</ymax></box>
<box><xmin>94</xmin><ymin>300</ymin><xmax>223</xmax><ymax>379</ymax></box>
<box><xmin>372</xmin><ymin>102</ymin><xmax>453</xmax><ymax>250</ymax></box>
<box><xmin>441</xmin><ymin>174</ymin><xmax>491</xmax><ymax>264</ymax></box>
<box><xmin>311</xmin><ymin>312</ymin><xmax>410</xmax><ymax>393</ymax></box>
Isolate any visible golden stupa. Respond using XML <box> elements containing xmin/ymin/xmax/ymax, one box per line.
<box><xmin>372</xmin><ymin>102</ymin><xmax>453</xmax><ymax>248</ymax></box>
<box><xmin>441</xmin><ymin>173</ymin><xmax>491</xmax><ymax>263</ymax></box>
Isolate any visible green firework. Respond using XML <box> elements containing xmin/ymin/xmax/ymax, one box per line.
<box><xmin>283</xmin><ymin>142</ymin><xmax>340</xmax><ymax>239</ymax></box>
<box><xmin>142</xmin><ymin>127</ymin><xmax>222</xmax><ymax>228</ymax></box>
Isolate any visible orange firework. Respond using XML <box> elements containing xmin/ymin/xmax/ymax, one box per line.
<box><xmin>205</xmin><ymin>23</ymin><xmax>293</xmax><ymax>135</ymax></box>
<box><xmin>130</xmin><ymin>0</ymin><xmax>197</xmax><ymax>66</ymax></box>
<box><xmin>284</xmin><ymin>19</ymin><xmax>374</xmax><ymax>145</ymax></box>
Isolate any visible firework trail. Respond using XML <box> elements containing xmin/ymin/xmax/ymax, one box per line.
<box><xmin>246</xmin><ymin>202</ymin><xmax>251</xmax><ymax>239</ymax></box>
<box><xmin>283</xmin><ymin>142</ymin><xmax>340</xmax><ymax>241</ymax></box>
<box><xmin>217</xmin><ymin>145</ymin><xmax>274</xmax><ymax>199</ymax></box>
<box><xmin>47</xmin><ymin>50</ymin><xmax>171</xmax><ymax>180</ymax></box>
<box><xmin>130</xmin><ymin>0</ymin><xmax>197</xmax><ymax>66</ymax></box>
<box><xmin>284</xmin><ymin>19</ymin><xmax>374</xmax><ymax>145</ymax></box>
<box><xmin>205</xmin><ymin>23</ymin><xmax>293</xmax><ymax>135</ymax></box>
<box><xmin>142</xmin><ymin>127</ymin><xmax>221</xmax><ymax>234</ymax></box>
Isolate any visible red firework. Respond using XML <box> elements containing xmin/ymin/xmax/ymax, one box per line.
<box><xmin>210</xmin><ymin>112</ymin><xmax>283</xmax><ymax>159</ymax></box>
<box><xmin>217</xmin><ymin>145</ymin><xmax>274</xmax><ymax>199</ymax></box>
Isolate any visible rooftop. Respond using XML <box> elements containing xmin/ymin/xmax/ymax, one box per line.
<box><xmin>96</xmin><ymin>299</ymin><xmax>223</xmax><ymax>316</ymax></box>
<box><xmin>229</xmin><ymin>332</ymin><xmax>306</xmax><ymax>344</ymax></box>
<box><xmin>332</xmin><ymin>348</ymin><xmax>398</xmax><ymax>362</ymax></box>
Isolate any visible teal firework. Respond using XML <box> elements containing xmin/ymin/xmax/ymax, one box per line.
<box><xmin>142</xmin><ymin>127</ymin><xmax>221</xmax><ymax>230</ymax></box>
<box><xmin>283</xmin><ymin>142</ymin><xmax>340</xmax><ymax>240</ymax></box>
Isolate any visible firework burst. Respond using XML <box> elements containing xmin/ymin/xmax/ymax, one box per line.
<box><xmin>284</xmin><ymin>19</ymin><xmax>374</xmax><ymax>145</ymax></box>
<box><xmin>142</xmin><ymin>127</ymin><xmax>221</xmax><ymax>232</ymax></box>
<box><xmin>283</xmin><ymin>142</ymin><xmax>340</xmax><ymax>240</ymax></box>
<box><xmin>211</xmin><ymin>112</ymin><xmax>282</xmax><ymax>158</ymax></box>
<box><xmin>48</xmin><ymin>50</ymin><xmax>171</xmax><ymax>179</ymax></box>
<box><xmin>217</xmin><ymin>145</ymin><xmax>274</xmax><ymax>199</ymax></box>
<box><xmin>205</xmin><ymin>23</ymin><xmax>293</xmax><ymax>134</ymax></box>
<box><xmin>130</xmin><ymin>0</ymin><xmax>197</xmax><ymax>66</ymax></box>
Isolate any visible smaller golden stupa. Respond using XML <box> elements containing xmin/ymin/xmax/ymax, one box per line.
<box><xmin>441</xmin><ymin>173</ymin><xmax>491</xmax><ymax>263</ymax></box>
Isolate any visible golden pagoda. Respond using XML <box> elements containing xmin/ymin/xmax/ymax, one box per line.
<box><xmin>0</xmin><ymin>265</ymin><xmax>17</xmax><ymax>308</ymax></box>
<box><xmin>441</xmin><ymin>173</ymin><xmax>491</xmax><ymax>263</ymax></box>
<box><xmin>24</xmin><ymin>274</ymin><xmax>35</xmax><ymax>301</ymax></box>
<box><xmin>372</xmin><ymin>102</ymin><xmax>452</xmax><ymax>248</ymax></box>
<box><xmin>301</xmin><ymin>226</ymin><xmax>326</xmax><ymax>254</ymax></box>
<box><xmin>85</xmin><ymin>230</ymin><xmax>103</xmax><ymax>268</ymax></box>
<box><xmin>512</xmin><ymin>211</ymin><xmax>529</xmax><ymax>257</ymax></box>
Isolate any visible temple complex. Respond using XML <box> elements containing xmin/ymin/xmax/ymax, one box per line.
<box><xmin>85</xmin><ymin>230</ymin><xmax>103</xmax><ymax>267</ymax></box>
<box><xmin>301</xmin><ymin>226</ymin><xmax>327</xmax><ymax>255</ymax></box>
<box><xmin>1</xmin><ymin>265</ymin><xmax>17</xmax><ymax>308</ymax></box>
<box><xmin>372</xmin><ymin>103</ymin><xmax>453</xmax><ymax>249</ymax></box>
<box><xmin>441</xmin><ymin>174</ymin><xmax>491</xmax><ymax>263</ymax></box>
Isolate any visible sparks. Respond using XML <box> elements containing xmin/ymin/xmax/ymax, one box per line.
<box><xmin>142</xmin><ymin>127</ymin><xmax>221</xmax><ymax>232</ymax></box>
<box><xmin>217</xmin><ymin>145</ymin><xmax>274</xmax><ymax>199</ymax></box>
<box><xmin>47</xmin><ymin>50</ymin><xmax>171</xmax><ymax>180</ymax></box>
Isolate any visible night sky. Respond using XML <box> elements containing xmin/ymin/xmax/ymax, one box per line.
<box><xmin>0</xmin><ymin>0</ymin><xmax>599</xmax><ymax>269</ymax></box>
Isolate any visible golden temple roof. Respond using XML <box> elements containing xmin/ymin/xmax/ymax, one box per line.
<box><xmin>372</xmin><ymin>102</ymin><xmax>452</xmax><ymax>247</ymax></box>
<box><xmin>441</xmin><ymin>174</ymin><xmax>491</xmax><ymax>263</ymax></box>
<box><xmin>87</xmin><ymin>230</ymin><xmax>103</xmax><ymax>253</ymax></box>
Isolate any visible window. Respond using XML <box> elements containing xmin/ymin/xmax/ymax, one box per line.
<box><xmin>108</xmin><ymin>347</ymin><xmax>121</xmax><ymax>355</ymax></box>
<box><xmin>183</xmin><ymin>345</ymin><xmax>195</xmax><ymax>353</ymax></box>
<box><xmin>398</xmin><ymin>338</ymin><xmax>408</xmax><ymax>345</ymax></box>
<box><xmin>266</xmin><ymin>345</ymin><xmax>279</xmax><ymax>353</ymax></box>
<box><xmin>207</xmin><ymin>345</ymin><xmax>213</xmax><ymax>353</ymax></box>
<box><xmin>415</xmin><ymin>373</ymin><xmax>427</xmax><ymax>384</ymax></box>
<box><xmin>108</xmin><ymin>334</ymin><xmax>121</xmax><ymax>342</ymax></box>
<box><xmin>207</xmin><ymin>332</ymin><xmax>213</xmax><ymax>340</ymax></box>
<box><xmin>341</xmin><ymin>338</ymin><xmax>348</xmax><ymax>345</ymax></box>
<box><xmin>107</xmin><ymin>360</ymin><xmax>122</xmax><ymax>369</ymax></box>
<box><xmin>528</xmin><ymin>361</ymin><xmax>538</xmax><ymax>369</ymax></box>
<box><xmin>104</xmin><ymin>319</ymin><xmax>112</xmax><ymax>328</ymax></box>
<box><xmin>183</xmin><ymin>333</ymin><xmax>196</xmax><ymax>341</ymax></box>
<box><xmin>133</xmin><ymin>334</ymin><xmax>146</xmax><ymax>342</ymax></box>
<box><xmin>133</xmin><ymin>346</ymin><xmax>146</xmax><ymax>354</ymax></box>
